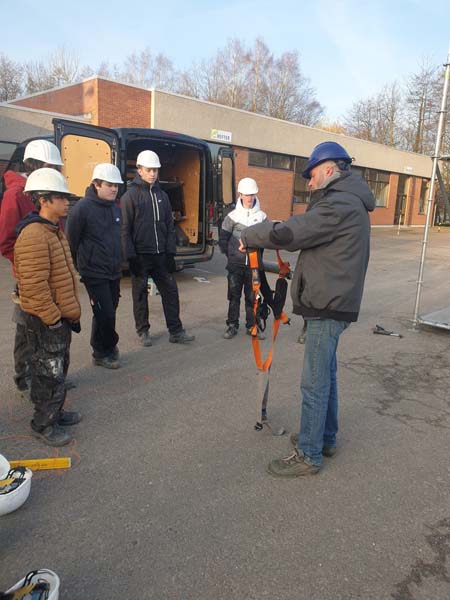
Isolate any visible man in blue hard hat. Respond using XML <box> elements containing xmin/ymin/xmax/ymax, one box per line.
<box><xmin>240</xmin><ymin>141</ymin><xmax>375</xmax><ymax>477</ymax></box>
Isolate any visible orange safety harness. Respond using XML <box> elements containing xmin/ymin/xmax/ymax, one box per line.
<box><xmin>247</xmin><ymin>248</ymin><xmax>290</xmax><ymax>432</ymax></box>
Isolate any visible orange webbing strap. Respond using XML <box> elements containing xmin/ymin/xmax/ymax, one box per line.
<box><xmin>247</xmin><ymin>249</ymin><xmax>290</xmax><ymax>372</ymax></box>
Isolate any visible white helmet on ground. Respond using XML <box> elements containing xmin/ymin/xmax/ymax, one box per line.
<box><xmin>238</xmin><ymin>177</ymin><xmax>258</xmax><ymax>195</ymax></box>
<box><xmin>5</xmin><ymin>569</ymin><xmax>60</xmax><ymax>600</ymax></box>
<box><xmin>92</xmin><ymin>163</ymin><xmax>123</xmax><ymax>184</ymax></box>
<box><xmin>136</xmin><ymin>150</ymin><xmax>161</xmax><ymax>168</ymax></box>
<box><xmin>0</xmin><ymin>454</ymin><xmax>10</xmax><ymax>479</ymax></box>
<box><xmin>23</xmin><ymin>140</ymin><xmax>64</xmax><ymax>166</ymax></box>
<box><xmin>0</xmin><ymin>466</ymin><xmax>32</xmax><ymax>516</ymax></box>
<box><xmin>24</xmin><ymin>168</ymin><xmax>72</xmax><ymax>195</ymax></box>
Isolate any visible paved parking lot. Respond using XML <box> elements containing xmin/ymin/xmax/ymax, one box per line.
<box><xmin>1</xmin><ymin>227</ymin><xmax>450</xmax><ymax>599</ymax></box>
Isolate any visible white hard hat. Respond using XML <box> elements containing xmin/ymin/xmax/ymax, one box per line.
<box><xmin>238</xmin><ymin>177</ymin><xmax>258</xmax><ymax>195</ymax></box>
<box><xmin>92</xmin><ymin>163</ymin><xmax>123</xmax><ymax>184</ymax></box>
<box><xmin>5</xmin><ymin>569</ymin><xmax>60</xmax><ymax>600</ymax></box>
<box><xmin>136</xmin><ymin>150</ymin><xmax>161</xmax><ymax>168</ymax></box>
<box><xmin>0</xmin><ymin>454</ymin><xmax>10</xmax><ymax>479</ymax></box>
<box><xmin>24</xmin><ymin>139</ymin><xmax>64</xmax><ymax>166</ymax></box>
<box><xmin>24</xmin><ymin>168</ymin><xmax>72</xmax><ymax>195</ymax></box>
<box><xmin>0</xmin><ymin>467</ymin><xmax>32</xmax><ymax>516</ymax></box>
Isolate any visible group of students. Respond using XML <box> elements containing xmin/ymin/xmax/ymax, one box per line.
<box><xmin>1</xmin><ymin>137</ymin><xmax>375</xmax><ymax>479</ymax></box>
<box><xmin>0</xmin><ymin>142</ymin><xmax>195</xmax><ymax>447</ymax></box>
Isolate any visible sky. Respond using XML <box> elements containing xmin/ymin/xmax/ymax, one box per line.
<box><xmin>2</xmin><ymin>0</ymin><xmax>449</xmax><ymax>121</ymax></box>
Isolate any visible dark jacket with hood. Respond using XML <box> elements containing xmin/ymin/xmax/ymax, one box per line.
<box><xmin>120</xmin><ymin>174</ymin><xmax>176</xmax><ymax>259</ymax></box>
<box><xmin>66</xmin><ymin>184</ymin><xmax>122</xmax><ymax>280</ymax></box>
<box><xmin>241</xmin><ymin>171</ymin><xmax>375</xmax><ymax>322</ymax></box>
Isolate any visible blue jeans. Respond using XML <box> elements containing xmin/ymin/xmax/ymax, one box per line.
<box><xmin>298</xmin><ymin>318</ymin><xmax>349</xmax><ymax>466</ymax></box>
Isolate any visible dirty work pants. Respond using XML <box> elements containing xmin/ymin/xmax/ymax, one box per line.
<box><xmin>131</xmin><ymin>253</ymin><xmax>183</xmax><ymax>336</ymax></box>
<box><xmin>24</xmin><ymin>314</ymin><xmax>71</xmax><ymax>430</ymax></box>
<box><xmin>83</xmin><ymin>277</ymin><xmax>120</xmax><ymax>359</ymax></box>
<box><xmin>12</xmin><ymin>303</ymin><xmax>31</xmax><ymax>390</ymax></box>
<box><xmin>226</xmin><ymin>266</ymin><xmax>255</xmax><ymax>330</ymax></box>
<box><xmin>297</xmin><ymin>318</ymin><xmax>349</xmax><ymax>467</ymax></box>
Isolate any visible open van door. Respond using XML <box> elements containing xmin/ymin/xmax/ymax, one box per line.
<box><xmin>53</xmin><ymin>119</ymin><xmax>121</xmax><ymax>197</ymax></box>
<box><xmin>214</xmin><ymin>146</ymin><xmax>235</xmax><ymax>234</ymax></box>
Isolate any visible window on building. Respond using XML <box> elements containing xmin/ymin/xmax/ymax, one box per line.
<box><xmin>365</xmin><ymin>169</ymin><xmax>390</xmax><ymax>207</ymax></box>
<box><xmin>419</xmin><ymin>179</ymin><xmax>429</xmax><ymax>214</ymax></box>
<box><xmin>293</xmin><ymin>157</ymin><xmax>311</xmax><ymax>204</ymax></box>
<box><xmin>248</xmin><ymin>150</ymin><xmax>294</xmax><ymax>171</ymax></box>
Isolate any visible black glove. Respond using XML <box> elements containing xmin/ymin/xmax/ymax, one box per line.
<box><xmin>70</xmin><ymin>321</ymin><xmax>81</xmax><ymax>334</ymax></box>
<box><xmin>165</xmin><ymin>254</ymin><xmax>176</xmax><ymax>273</ymax></box>
<box><xmin>128</xmin><ymin>257</ymin><xmax>142</xmax><ymax>277</ymax></box>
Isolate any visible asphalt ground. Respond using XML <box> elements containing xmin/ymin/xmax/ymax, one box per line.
<box><xmin>1</xmin><ymin>227</ymin><xmax>450</xmax><ymax>599</ymax></box>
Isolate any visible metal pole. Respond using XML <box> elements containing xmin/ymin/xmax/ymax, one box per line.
<box><xmin>412</xmin><ymin>48</ymin><xmax>450</xmax><ymax>328</ymax></box>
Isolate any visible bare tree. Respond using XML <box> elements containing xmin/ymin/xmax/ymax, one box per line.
<box><xmin>24</xmin><ymin>47</ymin><xmax>85</xmax><ymax>94</ymax></box>
<box><xmin>247</xmin><ymin>38</ymin><xmax>272</xmax><ymax>113</ymax></box>
<box><xmin>119</xmin><ymin>47</ymin><xmax>177</xmax><ymax>90</ymax></box>
<box><xmin>0</xmin><ymin>53</ymin><xmax>23</xmax><ymax>101</ymax></box>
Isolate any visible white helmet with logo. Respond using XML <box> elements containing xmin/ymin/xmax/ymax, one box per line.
<box><xmin>5</xmin><ymin>569</ymin><xmax>60</xmax><ymax>600</ymax></box>
<box><xmin>136</xmin><ymin>150</ymin><xmax>161</xmax><ymax>169</ymax></box>
<box><xmin>23</xmin><ymin>139</ymin><xmax>64</xmax><ymax>166</ymax></box>
<box><xmin>24</xmin><ymin>168</ymin><xmax>72</xmax><ymax>195</ymax></box>
<box><xmin>92</xmin><ymin>163</ymin><xmax>123</xmax><ymax>184</ymax></box>
<box><xmin>0</xmin><ymin>466</ymin><xmax>32</xmax><ymax>516</ymax></box>
<box><xmin>238</xmin><ymin>177</ymin><xmax>258</xmax><ymax>195</ymax></box>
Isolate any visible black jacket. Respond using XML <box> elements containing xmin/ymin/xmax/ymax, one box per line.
<box><xmin>241</xmin><ymin>171</ymin><xmax>375</xmax><ymax>322</ymax></box>
<box><xmin>66</xmin><ymin>184</ymin><xmax>122</xmax><ymax>280</ymax></box>
<box><xmin>120</xmin><ymin>175</ymin><xmax>176</xmax><ymax>259</ymax></box>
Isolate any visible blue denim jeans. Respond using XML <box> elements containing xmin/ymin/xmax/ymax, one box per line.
<box><xmin>298</xmin><ymin>318</ymin><xmax>349</xmax><ymax>466</ymax></box>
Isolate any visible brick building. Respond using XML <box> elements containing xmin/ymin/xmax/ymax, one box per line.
<box><xmin>9</xmin><ymin>76</ymin><xmax>433</xmax><ymax>226</ymax></box>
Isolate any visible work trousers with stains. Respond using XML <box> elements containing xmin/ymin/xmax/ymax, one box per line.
<box><xmin>12</xmin><ymin>303</ymin><xmax>31</xmax><ymax>390</ymax></box>
<box><xmin>24</xmin><ymin>314</ymin><xmax>71</xmax><ymax>430</ymax></box>
<box><xmin>226</xmin><ymin>265</ymin><xmax>255</xmax><ymax>330</ymax></box>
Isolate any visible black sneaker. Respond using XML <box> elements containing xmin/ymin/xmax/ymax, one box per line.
<box><xmin>58</xmin><ymin>410</ymin><xmax>82</xmax><ymax>426</ymax></box>
<box><xmin>93</xmin><ymin>356</ymin><xmax>120</xmax><ymax>369</ymax></box>
<box><xmin>138</xmin><ymin>332</ymin><xmax>153</xmax><ymax>347</ymax></box>
<box><xmin>290</xmin><ymin>433</ymin><xmax>336</xmax><ymax>457</ymax></box>
<box><xmin>169</xmin><ymin>330</ymin><xmax>195</xmax><ymax>344</ymax></box>
<box><xmin>31</xmin><ymin>422</ymin><xmax>72</xmax><ymax>447</ymax></box>
<box><xmin>223</xmin><ymin>325</ymin><xmax>238</xmax><ymax>339</ymax></box>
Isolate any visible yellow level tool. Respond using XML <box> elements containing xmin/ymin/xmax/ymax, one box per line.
<box><xmin>9</xmin><ymin>457</ymin><xmax>71</xmax><ymax>471</ymax></box>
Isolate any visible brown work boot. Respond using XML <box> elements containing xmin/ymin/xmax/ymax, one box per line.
<box><xmin>267</xmin><ymin>448</ymin><xmax>320</xmax><ymax>477</ymax></box>
<box><xmin>290</xmin><ymin>433</ymin><xmax>336</xmax><ymax>458</ymax></box>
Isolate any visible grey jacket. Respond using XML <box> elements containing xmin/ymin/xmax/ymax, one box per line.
<box><xmin>240</xmin><ymin>171</ymin><xmax>375</xmax><ymax>322</ymax></box>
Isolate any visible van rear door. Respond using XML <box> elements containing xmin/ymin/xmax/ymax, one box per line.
<box><xmin>209</xmin><ymin>145</ymin><xmax>235</xmax><ymax>238</ymax></box>
<box><xmin>53</xmin><ymin>119</ymin><xmax>121</xmax><ymax>197</ymax></box>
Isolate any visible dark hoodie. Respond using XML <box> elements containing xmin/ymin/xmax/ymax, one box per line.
<box><xmin>65</xmin><ymin>183</ymin><xmax>122</xmax><ymax>280</ymax></box>
<box><xmin>241</xmin><ymin>171</ymin><xmax>375</xmax><ymax>322</ymax></box>
<box><xmin>16</xmin><ymin>210</ymin><xmax>57</xmax><ymax>236</ymax></box>
<box><xmin>120</xmin><ymin>174</ymin><xmax>176</xmax><ymax>260</ymax></box>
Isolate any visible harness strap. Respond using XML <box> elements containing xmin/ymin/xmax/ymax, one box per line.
<box><xmin>247</xmin><ymin>249</ymin><xmax>290</xmax><ymax>372</ymax></box>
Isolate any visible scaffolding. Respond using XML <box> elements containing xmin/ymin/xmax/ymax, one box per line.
<box><xmin>412</xmin><ymin>47</ymin><xmax>450</xmax><ymax>330</ymax></box>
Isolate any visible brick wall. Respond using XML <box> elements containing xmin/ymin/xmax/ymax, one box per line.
<box><xmin>233</xmin><ymin>147</ymin><xmax>294</xmax><ymax>221</ymax></box>
<box><xmin>97</xmin><ymin>79</ymin><xmax>151</xmax><ymax>128</ymax></box>
<box><xmin>13</xmin><ymin>80</ymin><xmax>99</xmax><ymax>123</ymax></box>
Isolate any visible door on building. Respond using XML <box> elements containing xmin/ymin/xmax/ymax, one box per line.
<box><xmin>394</xmin><ymin>175</ymin><xmax>410</xmax><ymax>225</ymax></box>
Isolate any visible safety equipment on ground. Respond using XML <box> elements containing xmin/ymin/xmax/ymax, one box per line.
<box><xmin>0</xmin><ymin>455</ymin><xmax>10</xmax><ymax>479</ymax></box>
<box><xmin>247</xmin><ymin>249</ymin><xmax>290</xmax><ymax>436</ymax></box>
<box><xmin>2</xmin><ymin>569</ymin><xmax>60</xmax><ymax>600</ymax></box>
<box><xmin>302</xmin><ymin>141</ymin><xmax>352</xmax><ymax>179</ymax></box>
<box><xmin>23</xmin><ymin>140</ymin><xmax>64</xmax><ymax>166</ymax></box>
<box><xmin>136</xmin><ymin>150</ymin><xmax>161</xmax><ymax>168</ymax></box>
<box><xmin>0</xmin><ymin>466</ymin><xmax>32</xmax><ymax>516</ymax></box>
<box><xmin>237</xmin><ymin>177</ymin><xmax>258</xmax><ymax>195</ymax></box>
<box><xmin>92</xmin><ymin>163</ymin><xmax>123</xmax><ymax>184</ymax></box>
<box><xmin>24</xmin><ymin>168</ymin><xmax>72</xmax><ymax>195</ymax></box>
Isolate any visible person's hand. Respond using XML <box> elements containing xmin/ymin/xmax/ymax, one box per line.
<box><xmin>128</xmin><ymin>257</ymin><xmax>142</xmax><ymax>277</ymax></box>
<box><xmin>70</xmin><ymin>321</ymin><xmax>81</xmax><ymax>334</ymax></box>
<box><xmin>238</xmin><ymin>239</ymin><xmax>246</xmax><ymax>253</ymax></box>
<box><xmin>166</xmin><ymin>254</ymin><xmax>176</xmax><ymax>273</ymax></box>
<box><xmin>48</xmin><ymin>320</ymin><xmax>63</xmax><ymax>330</ymax></box>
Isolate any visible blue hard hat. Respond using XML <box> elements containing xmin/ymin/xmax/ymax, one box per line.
<box><xmin>302</xmin><ymin>141</ymin><xmax>352</xmax><ymax>179</ymax></box>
